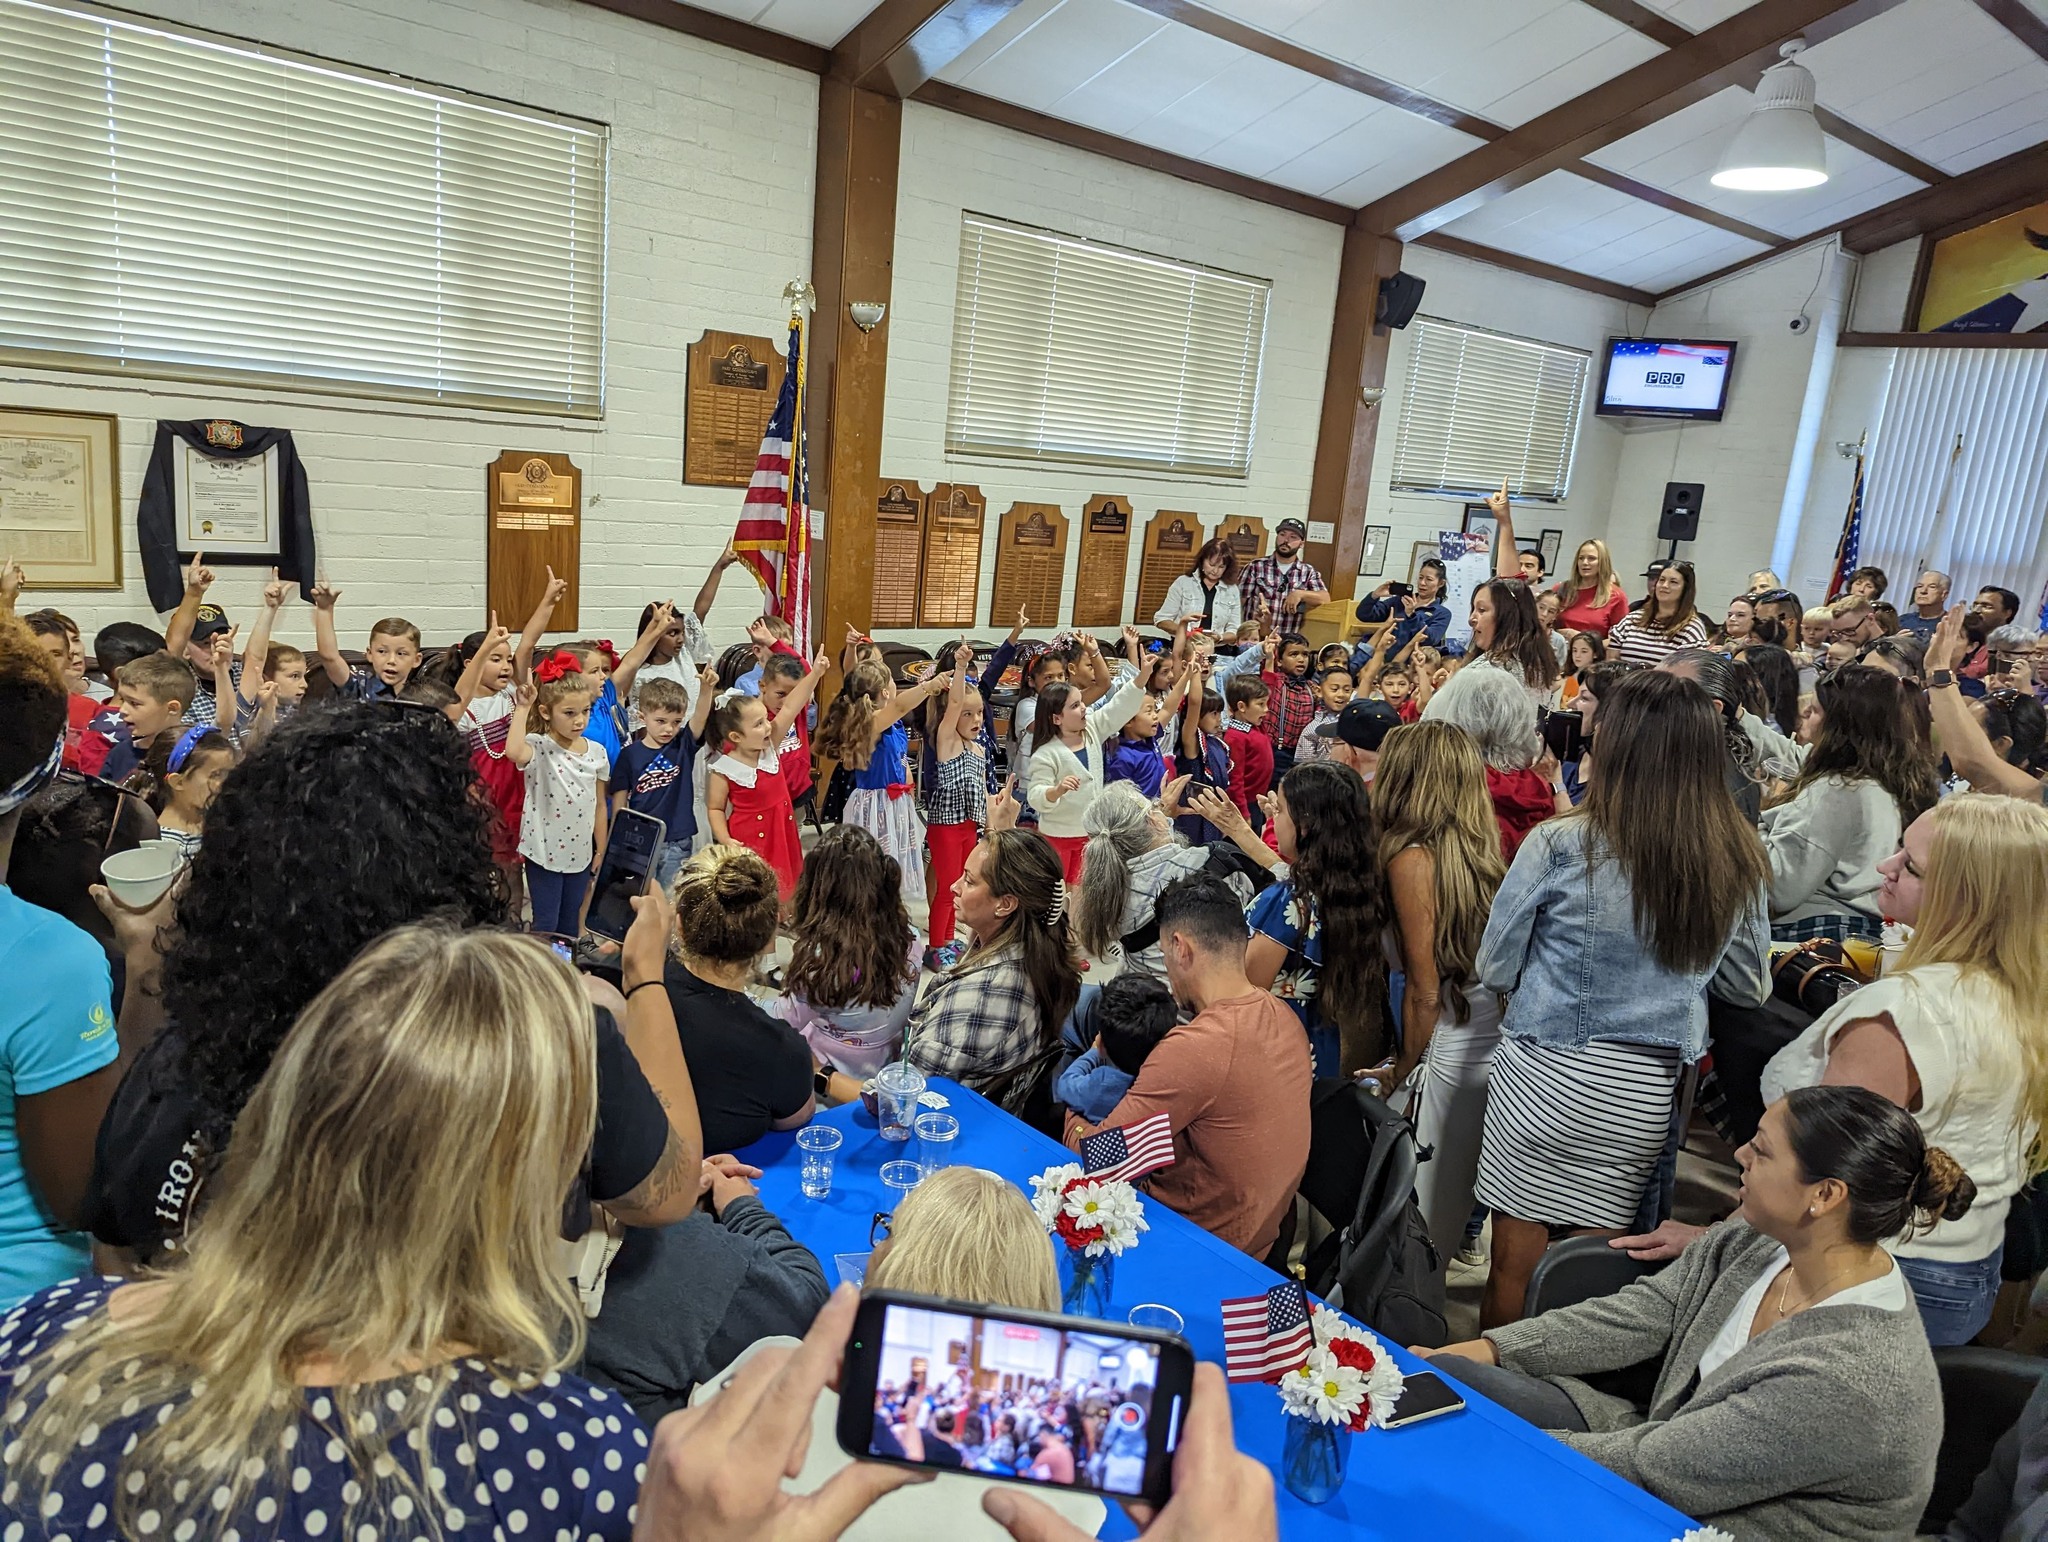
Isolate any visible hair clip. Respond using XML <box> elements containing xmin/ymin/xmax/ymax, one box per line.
<box><xmin>166</xmin><ymin>723</ymin><xmax>211</xmax><ymax>774</ymax></box>
<box><xmin>534</xmin><ymin>650</ymin><xmax>582</xmax><ymax>685</ymax></box>
<box><xmin>1043</xmin><ymin>879</ymin><xmax>1068</xmax><ymax>928</ymax></box>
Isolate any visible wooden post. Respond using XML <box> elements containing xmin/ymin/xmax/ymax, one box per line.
<box><xmin>1305</xmin><ymin>227</ymin><xmax>1403</xmax><ymax>605</ymax></box>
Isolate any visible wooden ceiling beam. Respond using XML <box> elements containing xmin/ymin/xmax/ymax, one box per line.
<box><xmin>1838</xmin><ymin>140</ymin><xmax>2048</xmax><ymax>252</ymax></box>
<box><xmin>1568</xmin><ymin>161</ymin><xmax>1783</xmax><ymax>246</ymax></box>
<box><xmin>1357</xmin><ymin>0</ymin><xmax>1909</xmax><ymax>242</ymax></box>
<box><xmin>567</xmin><ymin>0</ymin><xmax>829</xmax><ymax>72</ymax></box>
<box><xmin>1415</xmin><ymin>233</ymin><xmax>1656</xmax><ymax>307</ymax></box>
<box><xmin>1967</xmin><ymin>0</ymin><xmax>2048</xmax><ymax>63</ymax></box>
<box><xmin>830</xmin><ymin>0</ymin><xmax>1025</xmax><ymax>96</ymax></box>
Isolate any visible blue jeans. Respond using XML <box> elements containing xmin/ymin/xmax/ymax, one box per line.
<box><xmin>526</xmin><ymin>860</ymin><xmax>591</xmax><ymax>939</ymax></box>
<box><xmin>652</xmin><ymin>839</ymin><xmax>691</xmax><ymax>893</ymax></box>
<box><xmin>1898</xmin><ymin>1248</ymin><xmax>2002</xmax><ymax>1346</ymax></box>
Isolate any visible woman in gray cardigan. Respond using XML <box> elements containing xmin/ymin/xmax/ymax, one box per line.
<box><xmin>1423</xmin><ymin>1085</ymin><xmax>1973</xmax><ymax>1542</ymax></box>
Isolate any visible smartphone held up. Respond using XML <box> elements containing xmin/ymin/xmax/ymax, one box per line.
<box><xmin>838</xmin><ymin>1290</ymin><xmax>1195</xmax><ymax>1508</ymax></box>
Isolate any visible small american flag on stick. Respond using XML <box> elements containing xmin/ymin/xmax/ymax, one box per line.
<box><xmin>1079</xmin><ymin>1111</ymin><xmax>1175</xmax><ymax>1185</ymax></box>
<box><xmin>1222</xmin><ymin>1281</ymin><xmax>1315</xmax><ymax>1383</ymax></box>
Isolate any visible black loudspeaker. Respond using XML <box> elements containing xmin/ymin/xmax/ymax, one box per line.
<box><xmin>1657</xmin><ymin>481</ymin><xmax>1705</xmax><ymax>543</ymax></box>
<box><xmin>1376</xmin><ymin>272</ymin><xmax>1426</xmax><ymax>330</ymax></box>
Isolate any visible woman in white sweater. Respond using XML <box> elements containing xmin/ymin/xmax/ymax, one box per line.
<box><xmin>1762</xmin><ymin>792</ymin><xmax>2048</xmax><ymax>1345</ymax></box>
<box><xmin>1758</xmin><ymin>664</ymin><xmax>1938</xmax><ymax>942</ymax></box>
<box><xmin>1152</xmin><ymin>537</ymin><xmax>1244</xmax><ymax>637</ymax></box>
<box><xmin>1025</xmin><ymin>632</ymin><xmax>1147</xmax><ymax>884</ymax></box>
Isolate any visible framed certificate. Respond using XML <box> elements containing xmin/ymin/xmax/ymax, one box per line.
<box><xmin>0</xmin><ymin>407</ymin><xmax>122</xmax><ymax>589</ymax></box>
<box><xmin>175</xmin><ymin>437</ymin><xmax>282</xmax><ymax>557</ymax></box>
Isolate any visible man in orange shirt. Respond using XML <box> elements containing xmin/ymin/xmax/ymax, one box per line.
<box><xmin>1064</xmin><ymin>875</ymin><xmax>1311</xmax><ymax>1258</ymax></box>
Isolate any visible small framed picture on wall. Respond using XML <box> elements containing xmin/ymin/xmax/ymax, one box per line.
<box><xmin>1408</xmin><ymin>539</ymin><xmax>1439</xmax><ymax>587</ymax></box>
<box><xmin>1462</xmin><ymin>501</ymin><xmax>1498</xmax><ymax>556</ymax></box>
<box><xmin>1360</xmin><ymin>524</ymin><xmax>1391</xmax><ymax>578</ymax></box>
<box><xmin>1540</xmin><ymin>528</ymin><xmax>1563</xmax><ymax>574</ymax></box>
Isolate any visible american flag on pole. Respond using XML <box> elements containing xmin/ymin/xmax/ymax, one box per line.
<box><xmin>1221</xmin><ymin>1281</ymin><xmax>1314</xmax><ymax>1383</ymax></box>
<box><xmin>1079</xmin><ymin>1111</ymin><xmax>1176</xmax><ymax>1185</ymax></box>
<box><xmin>1825</xmin><ymin>448</ymin><xmax>1864</xmax><ymax>602</ymax></box>
<box><xmin>732</xmin><ymin>319</ymin><xmax>812</xmax><ymax>655</ymax></box>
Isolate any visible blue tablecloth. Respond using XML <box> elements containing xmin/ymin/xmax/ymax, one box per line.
<box><xmin>734</xmin><ymin>1079</ymin><xmax>1699</xmax><ymax>1542</ymax></box>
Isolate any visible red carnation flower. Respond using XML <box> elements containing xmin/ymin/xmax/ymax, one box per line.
<box><xmin>1328</xmin><ymin>1338</ymin><xmax>1376</xmax><ymax>1373</ymax></box>
<box><xmin>1346</xmin><ymin>1405</ymin><xmax>1372</xmax><ymax>1434</ymax></box>
<box><xmin>1053</xmin><ymin>1212</ymin><xmax>1102</xmax><ymax>1249</ymax></box>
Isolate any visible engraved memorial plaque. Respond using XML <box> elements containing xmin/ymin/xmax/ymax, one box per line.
<box><xmin>1221</xmin><ymin>517</ymin><xmax>1268</xmax><ymax>563</ymax></box>
<box><xmin>684</xmin><ymin>330</ymin><xmax>787</xmax><ymax>487</ymax></box>
<box><xmin>1137</xmin><ymin>510</ymin><xmax>1204</xmax><ymax>625</ymax></box>
<box><xmin>920</xmin><ymin>483</ymin><xmax>985</xmax><ymax>629</ymax></box>
<box><xmin>1072</xmin><ymin>494</ymin><xmax>1133</xmax><ymax>628</ymax></box>
<box><xmin>872</xmin><ymin>479</ymin><xmax>926</xmax><ymax>628</ymax></box>
<box><xmin>487</xmin><ymin>450</ymin><xmax>580</xmax><ymax>631</ymax></box>
<box><xmin>990</xmin><ymin>501</ymin><xmax>1069</xmax><ymax>627</ymax></box>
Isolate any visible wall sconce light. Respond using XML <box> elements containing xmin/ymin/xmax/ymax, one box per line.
<box><xmin>1359</xmin><ymin>385</ymin><xmax>1386</xmax><ymax>409</ymax></box>
<box><xmin>849</xmin><ymin>301</ymin><xmax>887</xmax><ymax>333</ymax></box>
<box><xmin>1834</xmin><ymin>440</ymin><xmax>1861</xmax><ymax>459</ymax></box>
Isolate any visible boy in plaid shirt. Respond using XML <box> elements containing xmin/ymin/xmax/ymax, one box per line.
<box><xmin>1260</xmin><ymin>632</ymin><xmax>1317</xmax><ymax>773</ymax></box>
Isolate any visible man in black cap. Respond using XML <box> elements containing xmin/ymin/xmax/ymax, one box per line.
<box><xmin>1311</xmin><ymin>699</ymin><xmax>1402</xmax><ymax>782</ymax></box>
<box><xmin>1239</xmin><ymin>518</ymin><xmax>1330</xmax><ymax>635</ymax></box>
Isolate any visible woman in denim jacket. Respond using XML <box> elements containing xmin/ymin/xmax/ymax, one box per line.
<box><xmin>1474</xmin><ymin>670</ymin><xmax>1771</xmax><ymax>1328</ymax></box>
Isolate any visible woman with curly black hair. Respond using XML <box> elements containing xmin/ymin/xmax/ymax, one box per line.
<box><xmin>82</xmin><ymin>699</ymin><xmax>704</xmax><ymax>1262</ymax></box>
<box><xmin>1245</xmin><ymin>761</ymin><xmax>1389</xmax><ymax>1078</ymax></box>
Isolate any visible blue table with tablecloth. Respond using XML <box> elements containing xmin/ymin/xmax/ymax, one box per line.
<box><xmin>734</xmin><ymin>1078</ymin><xmax>1700</xmax><ymax>1542</ymax></box>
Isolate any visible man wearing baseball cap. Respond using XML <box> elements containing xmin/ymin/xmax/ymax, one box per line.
<box><xmin>1312</xmin><ymin>699</ymin><xmax>1402</xmax><ymax>781</ymax></box>
<box><xmin>1239</xmin><ymin>518</ymin><xmax>1330</xmax><ymax>635</ymax></box>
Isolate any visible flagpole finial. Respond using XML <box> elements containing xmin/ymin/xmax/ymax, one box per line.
<box><xmin>782</xmin><ymin>279</ymin><xmax>817</xmax><ymax>318</ymax></box>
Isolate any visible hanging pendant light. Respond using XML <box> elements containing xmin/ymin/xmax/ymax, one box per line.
<box><xmin>1712</xmin><ymin>41</ymin><xmax>1829</xmax><ymax>191</ymax></box>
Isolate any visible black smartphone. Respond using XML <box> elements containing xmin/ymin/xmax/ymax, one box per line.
<box><xmin>1384</xmin><ymin>581</ymin><xmax>1413</xmax><ymax>598</ymax></box>
<box><xmin>586</xmin><ymin>808</ymin><xmax>665</xmax><ymax>942</ymax></box>
<box><xmin>838</xmin><ymin>1289</ymin><xmax>1195</xmax><ymax>1507</ymax></box>
<box><xmin>1539</xmin><ymin>707</ymin><xmax>1585</xmax><ymax>764</ymax></box>
<box><xmin>1383</xmin><ymin>1370</ymin><xmax>1466</xmax><ymax>1428</ymax></box>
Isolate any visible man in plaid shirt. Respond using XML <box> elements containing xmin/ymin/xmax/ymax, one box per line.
<box><xmin>1238</xmin><ymin>519</ymin><xmax>1331</xmax><ymax>635</ymax></box>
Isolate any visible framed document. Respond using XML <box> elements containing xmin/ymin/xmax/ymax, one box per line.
<box><xmin>1360</xmin><ymin>524</ymin><xmax>1391</xmax><ymax>578</ymax></box>
<box><xmin>176</xmin><ymin>436</ymin><xmax>281</xmax><ymax>556</ymax></box>
<box><xmin>1539</xmin><ymin>528</ymin><xmax>1563</xmax><ymax>574</ymax></box>
<box><xmin>0</xmin><ymin>407</ymin><xmax>121</xmax><ymax>589</ymax></box>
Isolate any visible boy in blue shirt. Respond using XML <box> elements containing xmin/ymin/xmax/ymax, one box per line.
<box><xmin>1057</xmin><ymin>974</ymin><xmax>1179</xmax><ymax>1125</ymax></box>
<box><xmin>609</xmin><ymin>671</ymin><xmax>716</xmax><ymax>889</ymax></box>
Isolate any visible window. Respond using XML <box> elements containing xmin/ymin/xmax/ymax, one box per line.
<box><xmin>1390</xmin><ymin>318</ymin><xmax>1590</xmax><ymax>501</ymax></box>
<box><xmin>0</xmin><ymin>0</ymin><xmax>607</xmax><ymax>414</ymax></box>
<box><xmin>946</xmin><ymin>215</ymin><xmax>1270</xmax><ymax>477</ymax></box>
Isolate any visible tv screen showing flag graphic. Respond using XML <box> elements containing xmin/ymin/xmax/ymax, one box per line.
<box><xmin>1598</xmin><ymin>338</ymin><xmax>1735</xmax><ymax>419</ymax></box>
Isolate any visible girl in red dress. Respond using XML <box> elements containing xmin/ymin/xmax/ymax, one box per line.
<box><xmin>704</xmin><ymin>651</ymin><xmax>827</xmax><ymax>902</ymax></box>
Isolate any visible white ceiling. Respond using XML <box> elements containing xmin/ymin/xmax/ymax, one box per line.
<box><xmin>691</xmin><ymin>0</ymin><xmax>2048</xmax><ymax>295</ymax></box>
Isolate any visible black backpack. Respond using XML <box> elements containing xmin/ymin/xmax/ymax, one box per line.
<box><xmin>1297</xmin><ymin>1079</ymin><xmax>1449</xmax><ymax>1348</ymax></box>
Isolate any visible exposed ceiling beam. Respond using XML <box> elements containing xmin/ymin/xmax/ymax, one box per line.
<box><xmin>1574</xmin><ymin>0</ymin><xmax>1690</xmax><ymax>48</ymax></box>
<box><xmin>1809</xmin><ymin>107</ymin><xmax>1946</xmax><ymax>185</ymax></box>
<box><xmin>1415</xmin><ymin>233</ymin><xmax>1656</xmax><ymax>307</ymax></box>
<box><xmin>1358</xmin><ymin>0</ymin><xmax>1909</xmax><ymax>242</ymax></box>
<box><xmin>910</xmin><ymin>81</ymin><xmax>1354</xmax><ymax>223</ymax></box>
<box><xmin>1838</xmin><ymin>140</ymin><xmax>2048</xmax><ymax>251</ymax></box>
<box><xmin>568</xmin><ymin>0</ymin><xmax>828</xmax><ymax>73</ymax></box>
<box><xmin>1569</xmin><ymin>161</ymin><xmax>1782</xmax><ymax>246</ymax></box>
<box><xmin>1968</xmin><ymin>0</ymin><xmax>2048</xmax><ymax>62</ymax></box>
<box><xmin>830</xmin><ymin>0</ymin><xmax>1025</xmax><ymax>96</ymax></box>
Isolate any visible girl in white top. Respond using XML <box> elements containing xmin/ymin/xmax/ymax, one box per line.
<box><xmin>1761</xmin><ymin>793</ymin><xmax>2048</xmax><ymax>1345</ymax></box>
<box><xmin>506</xmin><ymin>652</ymin><xmax>611</xmax><ymax>937</ymax></box>
<box><xmin>1024</xmin><ymin>630</ymin><xmax>1148</xmax><ymax>883</ymax></box>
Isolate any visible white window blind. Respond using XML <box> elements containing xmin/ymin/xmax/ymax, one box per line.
<box><xmin>1860</xmin><ymin>347</ymin><xmax>2048</xmax><ymax>613</ymax></box>
<box><xmin>1390</xmin><ymin>318</ymin><xmax>1590</xmax><ymax>501</ymax></box>
<box><xmin>0</xmin><ymin>0</ymin><xmax>608</xmax><ymax>415</ymax></box>
<box><xmin>946</xmin><ymin>215</ymin><xmax>1270</xmax><ymax>477</ymax></box>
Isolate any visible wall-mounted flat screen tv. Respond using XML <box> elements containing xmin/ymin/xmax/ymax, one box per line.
<box><xmin>1596</xmin><ymin>338</ymin><xmax>1737</xmax><ymax>421</ymax></box>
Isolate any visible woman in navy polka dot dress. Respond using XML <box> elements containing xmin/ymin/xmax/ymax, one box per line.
<box><xmin>0</xmin><ymin>927</ymin><xmax>651</xmax><ymax>1541</ymax></box>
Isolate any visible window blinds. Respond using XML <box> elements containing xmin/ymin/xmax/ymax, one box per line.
<box><xmin>0</xmin><ymin>0</ymin><xmax>608</xmax><ymax>414</ymax></box>
<box><xmin>946</xmin><ymin>215</ymin><xmax>1270</xmax><ymax>478</ymax></box>
<box><xmin>1390</xmin><ymin>318</ymin><xmax>1590</xmax><ymax>501</ymax></box>
<box><xmin>1860</xmin><ymin>347</ymin><xmax>2048</xmax><ymax>613</ymax></box>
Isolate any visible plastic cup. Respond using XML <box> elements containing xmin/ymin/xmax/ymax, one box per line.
<box><xmin>874</xmin><ymin>1061</ymin><xmax>926</xmax><ymax>1143</ymax></box>
<box><xmin>833</xmin><ymin>1251</ymin><xmax>871</xmax><ymax>1287</ymax></box>
<box><xmin>796</xmin><ymin>1124</ymin><xmax>843</xmax><ymax>1199</ymax></box>
<box><xmin>914</xmin><ymin>1111</ymin><xmax>959</xmax><ymax>1176</ymax></box>
<box><xmin>880</xmin><ymin>1158</ymin><xmax>923</xmax><ymax>1209</ymax></box>
<box><xmin>1128</xmin><ymin>1303</ymin><xmax>1185</xmax><ymax>1337</ymax></box>
<box><xmin>100</xmin><ymin>844</ymin><xmax>185</xmax><ymax>909</ymax></box>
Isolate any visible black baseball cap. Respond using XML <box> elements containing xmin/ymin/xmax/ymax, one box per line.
<box><xmin>1276</xmin><ymin>518</ymin><xmax>1309</xmax><ymax>538</ymax></box>
<box><xmin>1314</xmin><ymin>699</ymin><xmax>1402</xmax><ymax>751</ymax></box>
<box><xmin>191</xmin><ymin>603</ymin><xmax>231</xmax><ymax>642</ymax></box>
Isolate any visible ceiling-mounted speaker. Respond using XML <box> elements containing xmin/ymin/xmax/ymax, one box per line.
<box><xmin>1376</xmin><ymin>272</ymin><xmax>1426</xmax><ymax>330</ymax></box>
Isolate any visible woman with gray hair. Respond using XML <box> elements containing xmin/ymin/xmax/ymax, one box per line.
<box><xmin>1422</xmin><ymin>663</ymin><xmax>1559</xmax><ymax>859</ymax></box>
<box><xmin>1073</xmin><ymin>783</ymin><xmax>1209</xmax><ymax>981</ymax></box>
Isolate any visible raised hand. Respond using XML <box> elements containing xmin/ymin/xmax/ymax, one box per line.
<box><xmin>1486</xmin><ymin>474</ymin><xmax>1511</xmax><ymax>518</ymax></box>
<box><xmin>986</xmin><ymin>775</ymin><xmax>1021</xmax><ymax>833</ymax></box>
<box><xmin>478</xmin><ymin>612</ymin><xmax>513</xmax><ymax>660</ymax></box>
<box><xmin>259</xmin><ymin>566</ymin><xmax>287</xmax><ymax>610</ymax></box>
<box><xmin>699</xmin><ymin>663</ymin><xmax>722</xmax><ymax>691</ymax></box>
<box><xmin>542</xmin><ymin>564</ymin><xmax>568</xmax><ymax>606</ymax></box>
<box><xmin>748</xmin><ymin>617</ymin><xmax>774</xmax><ymax>646</ymax></box>
<box><xmin>0</xmin><ymin>555</ymin><xmax>23</xmax><ymax>609</ymax></box>
<box><xmin>210</xmin><ymin>625</ymin><xmax>239</xmax><ymax>666</ymax></box>
<box><xmin>1925</xmin><ymin>604</ymin><xmax>1967</xmax><ymax>674</ymax></box>
<box><xmin>1017</xmin><ymin>604</ymin><xmax>1030</xmax><ymax>629</ymax></box>
<box><xmin>716</xmin><ymin>539</ymin><xmax>740</xmax><ymax>571</ymax></box>
<box><xmin>642</xmin><ymin>599</ymin><xmax>677</xmax><ymax>640</ymax></box>
<box><xmin>308</xmin><ymin>581</ymin><xmax>341</xmax><ymax>611</ymax></box>
<box><xmin>513</xmin><ymin>681</ymin><xmax>537</xmax><ymax>710</ymax></box>
<box><xmin>185</xmin><ymin>550</ymin><xmax>216</xmax><ymax>594</ymax></box>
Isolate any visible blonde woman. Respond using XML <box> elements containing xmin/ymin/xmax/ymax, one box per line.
<box><xmin>1555</xmin><ymin>539</ymin><xmax>1628</xmax><ymax>638</ymax></box>
<box><xmin>0</xmin><ymin>926</ymin><xmax>647</xmax><ymax>1539</ymax></box>
<box><xmin>868</xmin><ymin>1165</ymin><xmax>1060</xmax><ymax>1310</ymax></box>
<box><xmin>1762</xmin><ymin>793</ymin><xmax>2048</xmax><ymax>1345</ymax></box>
<box><xmin>1372</xmin><ymin>722</ymin><xmax>1508</xmax><ymax>1258</ymax></box>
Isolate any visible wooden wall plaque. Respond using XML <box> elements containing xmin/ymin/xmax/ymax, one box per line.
<box><xmin>684</xmin><ymin>330</ymin><xmax>787</xmax><ymax>487</ymax></box>
<box><xmin>920</xmin><ymin>483</ymin><xmax>985</xmax><ymax>630</ymax></box>
<box><xmin>1136</xmin><ymin>510</ymin><xmax>1204</xmax><ymax>625</ymax></box>
<box><xmin>1072</xmin><ymin>494</ymin><xmax>1133</xmax><ymax>628</ymax></box>
<box><xmin>989</xmin><ymin>501</ymin><xmax>1069</xmax><ymax>628</ymax></box>
<box><xmin>1219</xmin><ymin>517</ymin><xmax>1269</xmax><ymax>566</ymax></box>
<box><xmin>487</xmin><ymin>451</ymin><xmax>580</xmax><ymax>632</ymax></box>
<box><xmin>872</xmin><ymin>478</ymin><xmax>926</xmax><ymax>628</ymax></box>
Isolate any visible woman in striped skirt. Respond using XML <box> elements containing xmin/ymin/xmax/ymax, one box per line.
<box><xmin>1472</xmin><ymin>669</ymin><xmax>1771</xmax><ymax>1328</ymax></box>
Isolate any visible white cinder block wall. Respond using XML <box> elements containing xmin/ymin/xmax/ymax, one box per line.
<box><xmin>6</xmin><ymin>0</ymin><xmax>819</xmax><ymax>652</ymax></box>
<box><xmin>880</xmin><ymin>101</ymin><xmax>1344</xmax><ymax>649</ymax></box>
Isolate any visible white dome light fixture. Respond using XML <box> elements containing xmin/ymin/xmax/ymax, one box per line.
<box><xmin>1712</xmin><ymin>41</ymin><xmax>1829</xmax><ymax>191</ymax></box>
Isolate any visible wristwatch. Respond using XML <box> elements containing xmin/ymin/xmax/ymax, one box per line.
<box><xmin>814</xmin><ymin>1066</ymin><xmax>834</xmax><ymax>1098</ymax></box>
<box><xmin>1928</xmin><ymin>670</ymin><xmax>1957</xmax><ymax>689</ymax></box>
